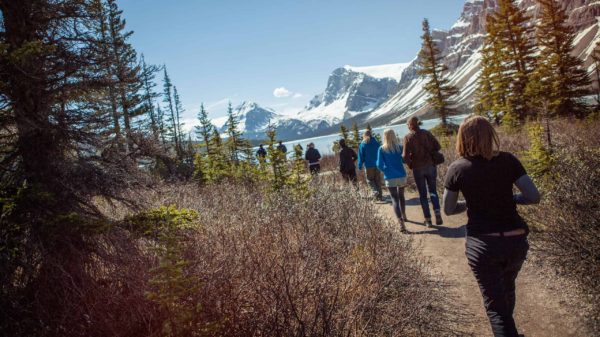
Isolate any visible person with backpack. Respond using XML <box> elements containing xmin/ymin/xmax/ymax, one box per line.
<box><xmin>377</xmin><ymin>129</ymin><xmax>408</xmax><ymax>233</ymax></box>
<box><xmin>403</xmin><ymin>116</ymin><xmax>443</xmax><ymax>227</ymax></box>
<box><xmin>338</xmin><ymin>138</ymin><xmax>357</xmax><ymax>185</ymax></box>
<box><xmin>358</xmin><ymin>130</ymin><xmax>383</xmax><ymax>201</ymax></box>
<box><xmin>305</xmin><ymin>142</ymin><xmax>321</xmax><ymax>174</ymax></box>
<box><xmin>443</xmin><ymin>116</ymin><xmax>540</xmax><ymax>337</ymax></box>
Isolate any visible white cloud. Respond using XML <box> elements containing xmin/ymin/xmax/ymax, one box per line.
<box><xmin>293</xmin><ymin>93</ymin><xmax>303</xmax><ymax>99</ymax></box>
<box><xmin>274</xmin><ymin>87</ymin><xmax>294</xmax><ymax>98</ymax></box>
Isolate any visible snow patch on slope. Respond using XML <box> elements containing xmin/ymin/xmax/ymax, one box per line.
<box><xmin>343</xmin><ymin>63</ymin><xmax>410</xmax><ymax>81</ymax></box>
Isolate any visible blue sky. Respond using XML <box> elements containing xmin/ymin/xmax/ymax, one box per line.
<box><xmin>119</xmin><ymin>0</ymin><xmax>467</xmax><ymax>126</ymax></box>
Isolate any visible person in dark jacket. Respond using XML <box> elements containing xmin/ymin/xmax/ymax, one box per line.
<box><xmin>338</xmin><ymin>139</ymin><xmax>357</xmax><ymax>185</ymax></box>
<box><xmin>358</xmin><ymin>130</ymin><xmax>383</xmax><ymax>201</ymax></box>
<box><xmin>305</xmin><ymin>142</ymin><xmax>321</xmax><ymax>174</ymax></box>
<box><xmin>403</xmin><ymin>116</ymin><xmax>443</xmax><ymax>227</ymax></box>
<box><xmin>256</xmin><ymin>144</ymin><xmax>267</xmax><ymax>160</ymax></box>
<box><xmin>443</xmin><ymin>116</ymin><xmax>540</xmax><ymax>337</ymax></box>
<box><xmin>277</xmin><ymin>141</ymin><xmax>287</xmax><ymax>154</ymax></box>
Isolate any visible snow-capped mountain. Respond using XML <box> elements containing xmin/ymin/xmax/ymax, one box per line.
<box><xmin>295</xmin><ymin>63</ymin><xmax>409</xmax><ymax>126</ymax></box>
<box><xmin>365</xmin><ymin>0</ymin><xmax>600</xmax><ymax>125</ymax></box>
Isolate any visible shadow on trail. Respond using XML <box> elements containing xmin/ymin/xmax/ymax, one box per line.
<box><xmin>409</xmin><ymin>225</ymin><xmax>466</xmax><ymax>239</ymax></box>
<box><xmin>404</xmin><ymin>197</ymin><xmax>422</xmax><ymax>206</ymax></box>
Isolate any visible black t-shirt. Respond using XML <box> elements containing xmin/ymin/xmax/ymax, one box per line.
<box><xmin>444</xmin><ymin>152</ymin><xmax>528</xmax><ymax>235</ymax></box>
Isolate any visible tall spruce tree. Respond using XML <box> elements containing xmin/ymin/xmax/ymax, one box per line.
<box><xmin>478</xmin><ymin>0</ymin><xmax>535</xmax><ymax>125</ymax></box>
<box><xmin>162</xmin><ymin>66</ymin><xmax>180</xmax><ymax>156</ymax></box>
<box><xmin>265</xmin><ymin>123</ymin><xmax>289</xmax><ymax>191</ymax></box>
<box><xmin>224</xmin><ymin>102</ymin><xmax>251</xmax><ymax>164</ymax></box>
<box><xmin>417</xmin><ymin>18</ymin><xmax>457</xmax><ymax>129</ymax></box>
<box><xmin>106</xmin><ymin>0</ymin><xmax>146</xmax><ymax>149</ymax></box>
<box><xmin>194</xmin><ymin>103</ymin><xmax>213</xmax><ymax>153</ymax></box>
<box><xmin>350</xmin><ymin>122</ymin><xmax>361</xmax><ymax>148</ymax></box>
<box><xmin>140</xmin><ymin>54</ymin><xmax>160</xmax><ymax>139</ymax></box>
<box><xmin>173</xmin><ymin>86</ymin><xmax>185</xmax><ymax>153</ymax></box>
<box><xmin>529</xmin><ymin>0</ymin><xmax>590</xmax><ymax>118</ymax></box>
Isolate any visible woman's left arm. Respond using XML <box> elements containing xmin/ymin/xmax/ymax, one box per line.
<box><xmin>514</xmin><ymin>175</ymin><xmax>541</xmax><ymax>205</ymax></box>
<box><xmin>443</xmin><ymin>189</ymin><xmax>467</xmax><ymax>216</ymax></box>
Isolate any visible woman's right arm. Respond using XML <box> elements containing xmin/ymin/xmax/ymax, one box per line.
<box><xmin>514</xmin><ymin>175</ymin><xmax>541</xmax><ymax>205</ymax></box>
<box><xmin>443</xmin><ymin>189</ymin><xmax>467</xmax><ymax>216</ymax></box>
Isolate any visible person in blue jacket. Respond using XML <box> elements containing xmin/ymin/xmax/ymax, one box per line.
<box><xmin>377</xmin><ymin>129</ymin><xmax>408</xmax><ymax>233</ymax></box>
<box><xmin>358</xmin><ymin>130</ymin><xmax>383</xmax><ymax>201</ymax></box>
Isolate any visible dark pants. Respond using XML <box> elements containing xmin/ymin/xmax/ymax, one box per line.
<box><xmin>412</xmin><ymin>165</ymin><xmax>440</xmax><ymax>219</ymax></box>
<box><xmin>466</xmin><ymin>235</ymin><xmax>529</xmax><ymax>337</ymax></box>
<box><xmin>341</xmin><ymin>170</ymin><xmax>357</xmax><ymax>186</ymax></box>
<box><xmin>387</xmin><ymin>186</ymin><xmax>406</xmax><ymax>219</ymax></box>
<box><xmin>365</xmin><ymin>167</ymin><xmax>383</xmax><ymax>199</ymax></box>
<box><xmin>309</xmin><ymin>163</ymin><xmax>320</xmax><ymax>175</ymax></box>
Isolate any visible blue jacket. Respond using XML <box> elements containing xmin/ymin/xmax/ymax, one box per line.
<box><xmin>376</xmin><ymin>145</ymin><xmax>407</xmax><ymax>180</ymax></box>
<box><xmin>358</xmin><ymin>138</ymin><xmax>380</xmax><ymax>169</ymax></box>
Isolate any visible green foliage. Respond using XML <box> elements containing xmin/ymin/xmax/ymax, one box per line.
<box><xmin>266</xmin><ymin>123</ymin><xmax>290</xmax><ymax>191</ymax></box>
<box><xmin>124</xmin><ymin>206</ymin><xmax>205</xmax><ymax>336</ymax></box>
<box><xmin>339</xmin><ymin>124</ymin><xmax>349</xmax><ymax>142</ymax></box>
<box><xmin>522</xmin><ymin>122</ymin><xmax>554</xmax><ymax>186</ymax></box>
<box><xmin>224</xmin><ymin>102</ymin><xmax>252</xmax><ymax>164</ymax></box>
<box><xmin>476</xmin><ymin>0</ymin><xmax>535</xmax><ymax>125</ymax></box>
<box><xmin>288</xmin><ymin>144</ymin><xmax>310</xmax><ymax>197</ymax></box>
<box><xmin>418</xmin><ymin>18</ymin><xmax>458</xmax><ymax>127</ymax></box>
<box><xmin>349</xmin><ymin>122</ymin><xmax>361</xmax><ymax>148</ymax></box>
<box><xmin>202</xmin><ymin>128</ymin><xmax>230</xmax><ymax>183</ymax></box>
<box><xmin>528</xmin><ymin>0</ymin><xmax>591</xmax><ymax>119</ymax></box>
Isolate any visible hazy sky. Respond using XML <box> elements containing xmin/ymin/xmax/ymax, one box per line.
<box><xmin>119</xmin><ymin>0</ymin><xmax>467</xmax><ymax>127</ymax></box>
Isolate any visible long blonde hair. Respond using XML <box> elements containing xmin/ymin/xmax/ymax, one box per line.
<box><xmin>456</xmin><ymin>115</ymin><xmax>499</xmax><ymax>160</ymax></box>
<box><xmin>381</xmin><ymin>129</ymin><xmax>401</xmax><ymax>153</ymax></box>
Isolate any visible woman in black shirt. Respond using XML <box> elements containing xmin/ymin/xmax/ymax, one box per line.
<box><xmin>443</xmin><ymin>116</ymin><xmax>540</xmax><ymax>337</ymax></box>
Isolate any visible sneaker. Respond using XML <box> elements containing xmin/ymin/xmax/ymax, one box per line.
<box><xmin>425</xmin><ymin>218</ymin><xmax>433</xmax><ymax>228</ymax></box>
<box><xmin>434</xmin><ymin>211</ymin><xmax>444</xmax><ymax>226</ymax></box>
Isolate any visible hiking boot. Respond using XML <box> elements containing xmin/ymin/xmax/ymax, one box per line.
<box><xmin>434</xmin><ymin>210</ymin><xmax>443</xmax><ymax>226</ymax></box>
<box><xmin>402</xmin><ymin>214</ymin><xmax>408</xmax><ymax>222</ymax></box>
<box><xmin>425</xmin><ymin>218</ymin><xmax>433</xmax><ymax>228</ymax></box>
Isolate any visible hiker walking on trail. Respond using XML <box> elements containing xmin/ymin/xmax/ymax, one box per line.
<box><xmin>277</xmin><ymin>141</ymin><xmax>287</xmax><ymax>154</ymax></box>
<box><xmin>358</xmin><ymin>130</ymin><xmax>383</xmax><ymax>201</ymax></box>
<box><xmin>338</xmin><ymin>138</ymin><xmax>358</xmax><ymax>185</ymax></box>
<box><xmin>377</xmin><ymin>129</ymin><xmax>408</xmax><ymax>233</ymax></box>
<box><xmin>443</xmin><ymin>116</ymin><xmax>540</xmax><ymax>337</ymax></box>
<box><xmin>256</xmin><ymin>144</ymin><xmax>267</xmax><ymax>160</ymax></box>
<box><xmin>305</xmin><ymin>142</ymin><xmax>321</xmax><ymax>175</ymax></box>
<box><xmin>403</xmin><ymin>116</ymin><xmax>443</xmax><ymax>227</ymax></box>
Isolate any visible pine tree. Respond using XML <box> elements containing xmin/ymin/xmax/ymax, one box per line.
<box><xmin>266</xmin><ymin>123</ymin><xmax>289</xmax><ymax>191</ymax></box>
<box><xmin>173</xmin><ymin>86</ymin><xmax>185</xmax><ymax>153</ymax></box>
<box><xmin>529</xmin><ymin>0</ymin><xmax>591</xmax><ymax>118</ymax></box>
<box><xmin>350</xmin><ymin>122</ymin><xmax>361</xmax><ymax>148</ymax></box>
<box><xmin>156</xmin><ymin>103</ymin><xmax>167</xmax><ymax>146</ymax></box>
<box><xmin>162</xmin><ymin>66</ymin><xmax>180</xmax><ymax>156</ymax></box>
<box><xmin>592</xmin><ymin>41</ymin><xmax>600</xmax><ymax>110</ymax></box>
<box><xmin>194</xmin><ymin>103</ymin><xmax>213</xmax><ymax>153</ymax></box>
<box><xmin>478</xmin><ymin>0</ymin><xmax>535</xmax><ymax>125</ymax></box>
<box><xmin>417</xmin><ymin>18</ymin><xmax>458</xmax><ymax>129</ymax></box>
<box><xmin>224</xmin><ymin>102</ymin><xmax>251</xmax><ymax>164</ymax></box>
<box><xmin>203</xmin><ymin>127</ymin><xmax>229</xmax><ymax>183</ymax></box>
<box><xmin>106</xmin><ymin>0</ymin><xmax>146</xmax><ymax>149</ymax></box>
<box><xmin>140</xmin><ymin>54</ymin><xmax>160</xmax><ymax>139</ymax></box>
<box><xmin>339</xmin><ymin>124</ymin><xmax>349</xmax><ymax>141</ymax></box>
<box><xmin>288</xmin><ymin>144</ymin><xmax>309</xmax><ymax>196</ymax></box>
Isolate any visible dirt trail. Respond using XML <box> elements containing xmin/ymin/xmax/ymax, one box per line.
<box><xmin>376</xmin><ymin>190</ymin><xmax>588</xmax><ymax>337</ymax></box>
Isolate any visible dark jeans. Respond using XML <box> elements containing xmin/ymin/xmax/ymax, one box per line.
<box><xmin>387</xmin><ymin>186</ymin><xmax>406</xmax><ymax>219</ymax></box>
<box><xmin>412</xmin><ymin>165</ymin><xmax>440</xmax><ymax>219</ymax></box>
<box><xmin>466</xmin><ymin>235</ymin><xmax>529</xmax><ymax>337</ymax></box>
<box><xmin>341</xmin><ymin>170</ymin><xmax>357</xmax><ymax>185</ymax></box>
<box><xmin>309</xmin><ymin>163</ymin><xmax>320</xmax><ymax>175</ymax></box>
<box><xmin>365</xmin><ymin>167</ymin><xmax>383</xmax><ymax>199</ymax></box>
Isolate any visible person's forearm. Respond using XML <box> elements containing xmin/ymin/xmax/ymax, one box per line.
<box><xmin>443</xmin><ymin>189</ymin><xmax>467</xmax><ymax>215</ymax></box>
<box><xmin>514</xmin><ymin>175</ymin><xmax>541</xmax><ymax>205</ymax></box>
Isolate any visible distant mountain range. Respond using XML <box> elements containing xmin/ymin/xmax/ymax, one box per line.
<box><xmin>213</xmin><ymin>0</ymin><xmax>600</xmax><ymax>141</ymax></box>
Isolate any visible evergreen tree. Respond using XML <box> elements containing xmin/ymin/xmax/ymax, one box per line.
<box><xmin>289</xmin><ymin>144</ymin><xmax>309</xmax><ymax>196</ymax></box>
<box><xmin>350</xmin><ymin>122</ymin><xmax>361</xmax><ymax>148</ymax></box>
<box><xmin>224</xmin><ymin>102</ymin><xmax>251</xmax><ymax>164</ymax></box>
<box><xmin>529</xmin><ymin>0</ymin><xmax>591</xmax><ymax>118</ymax></box>
<box><xmin>106</xmin><ymin>0</ymin><xmax>146</xmax><ymax>149</ymax></box>
<box><xmin>162</xmin><ymin>66</ymin><xmax>180</xmax><ymax>156</ymax></box>
<box><xmin>266</xmin><ymin>123</ymin><xmax>289</xmax><ymax>190</ymax></box>
<box><xmin>417</xmin><ymin>18</ymin><xmax>458</xmax><ymax>129</ymax></box>
<box><xmin>339</xmin><ymin>124</ymin><xmax>349</xmax><ymax>141</ymax></box>
<box><xmin>478</xmin><ymin>0</ymin><xmax>535</xmax><ymax>125</ymax></box>
<box><xmin>592</xmin><ymin>41</ymin><xmax>600</xmax><ymax>109</ymax></box>
<box><xmin>173</xmin><ymin>86</ymin><xmax>185</xmax><ymax>153</ymax></box>
<box><xmin>194</xmin><ymin>103</ymin><xmax>213</xmax><ymax>153</ymax></box>
<box><xmin>156</xmin><ymin>103</ymin><xmax>167</xmax><ymax>146</ymax></box>
<box><xmin>203</xmin><ymin>128</ymin><xmax>228</xmax><ymax>183</ymax></box>
<box><xmin>140</xmin><ymin>54</ymin><xmax>160</xmax><ymax>139</ymax></box>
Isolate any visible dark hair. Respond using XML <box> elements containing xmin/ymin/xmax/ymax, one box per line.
<box><xmin>339</xmin><ymin>139</ymin><xmax>347</xmax><ymax>148</ymax></box>
<box><xmin>407</xmin><ymin>116</ymin><xmax>421</xmax><ymax>131</ymax></box>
